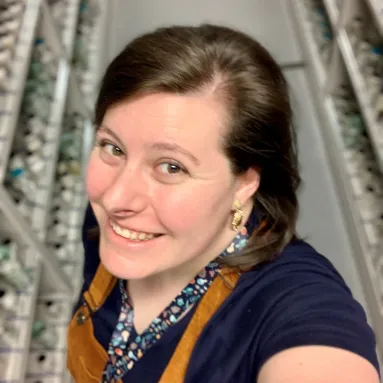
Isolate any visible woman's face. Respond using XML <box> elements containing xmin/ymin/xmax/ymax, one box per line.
<box><xmin>86</xmin><ymin>92</ymin><xmax>258</xmax><ymax>280</ymax></box>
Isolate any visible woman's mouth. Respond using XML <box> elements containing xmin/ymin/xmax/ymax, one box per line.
<box><xmin>110</xmin><ymin>220</ymin><xmax>163</xmax><ymax>242</ymax></box>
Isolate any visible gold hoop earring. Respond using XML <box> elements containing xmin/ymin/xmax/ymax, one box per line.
<box><xmin>232</xmin><ymin>200</ymin><xmax>243</xmax><ymax>231</ymax></box>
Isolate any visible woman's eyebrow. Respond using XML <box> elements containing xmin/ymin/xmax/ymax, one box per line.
<box><xmin>98</xmin><ymin>126</ymin><xmax>125</xmax><ymax>147</ymax></box>
<box><xmin>150</xmin><ymin>142</ymin><xmax>200</xmax><ymax>165</ymax></box>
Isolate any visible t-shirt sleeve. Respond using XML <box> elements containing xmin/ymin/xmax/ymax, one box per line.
<box><xmin>252</xmin><ymin>247</ymin><xmax>380</xmax><ymax>377</ymax></box>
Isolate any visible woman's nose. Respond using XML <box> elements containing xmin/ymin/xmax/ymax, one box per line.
<box><xmin>101</xmin><ymin>166</ymin><xmax>149</xmax><ymax>214</ymax></box>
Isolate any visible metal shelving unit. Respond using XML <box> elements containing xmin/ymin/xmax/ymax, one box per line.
<box><xmin>323</xmin><ymin>0</ymin><xmax>339</xmax><ymax>28</ymax></box>
<box><xmin>0</xmin><ymin>248</ymin><xmax>42</xmax><ymax>382</ymax></box>
<box><xmin>293</xmin><ymin>0</ymin><xmax>328</xmax><ymax>87</ymax></box>
<box><xmin>337</xmin><ymin>30</ymin><xmax>383</xmax><ymax>171</ymax></box>
<box><xmin>0</xmin><ymin>0</ymin><xmax>107</xmax><ymax>381</ymax></box>
<box><xmin>60</xmin><ymin>0</ymin><xmax>82</xmax><ymax>59</ymax></box>
<box><xmin>0</xmin><ymin>0</ymin><xmax>41</xmax><ymax>183</ymax></box>
<box><xmin>289</xmin><ymin>0</ymin><xmax>383</xmax><ymax>370</ymax></box>
<box><xmin>365</xmin><ymin>0</ymin><xmax>383</xmax><ymax>36</ymax></box>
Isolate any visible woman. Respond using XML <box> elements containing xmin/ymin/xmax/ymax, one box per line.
<box><xmin>67</xmin><ymin>24</ymin><xmax>380</xmax><ymax>382</ymax></box>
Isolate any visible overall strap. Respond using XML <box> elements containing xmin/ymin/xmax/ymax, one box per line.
<box><xmin>67</xmin><ymin>263</ymin><xmax>120</xmax><ymax>383</ymax></box>
<box><xmin>83</xmin><ymin>263</ymin><xmax>118</xmax><ymax>311</ymax></box>
<box><xmin>159</xmin><ymin>268</ymin><xmax>242</xmax><ymax>383</ymax></box>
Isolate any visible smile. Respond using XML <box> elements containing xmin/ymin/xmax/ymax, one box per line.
<box><xmin>110</xmin><ymin>221</ymin><xmax>161</xmax><ymax>241</ymax></box>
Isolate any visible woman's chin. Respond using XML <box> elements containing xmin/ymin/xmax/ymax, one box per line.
<box><xmin>99</xmin><ymin>249</ymin><xmax>158</xmax><ymax>280</ymax></box>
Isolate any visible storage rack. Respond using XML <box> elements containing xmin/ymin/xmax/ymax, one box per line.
<box><xmin>0</xmin><ymin>0</ymin><xmax>107</xmax><ymax>381</ymax></box>
<box><xmin>288</xmin><ymin>0</ymin><xmax>383</xmax><ymax>367</ymax></box>
<box><xmin>1</xmin><ymin>0</ymin><xmax>382</xmax><ymax>381</ymax></box>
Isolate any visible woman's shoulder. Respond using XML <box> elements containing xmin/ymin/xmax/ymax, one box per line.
<box><xmin>189</xmin><ymin>240</ymin><xmax>379</xmax><ymax>380</ymax></box>
<box><xmin>227</xmin><ymin>239</ymin><xmax>379</xmax><ymax>376</ymax></box>
<box><xmin>231</xmin><ymin>239</ymin><xmax>359</xmax><ymax>320</ymax></box>
<box><xmin>238</xmin><ymin>239</ymin><xmax>351</xmax><ymax>294</ymax></box>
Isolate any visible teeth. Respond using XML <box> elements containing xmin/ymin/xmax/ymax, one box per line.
<box><xmin>110</xmin><ymin>221</ymin><xmax>157</xmax><ymax>241</ymax></box>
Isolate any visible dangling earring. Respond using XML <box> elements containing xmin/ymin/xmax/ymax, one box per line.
<box><xmin>231</xmin><ymin>200</ymin><xmax>243</xmax><ymax>231</ymax></box>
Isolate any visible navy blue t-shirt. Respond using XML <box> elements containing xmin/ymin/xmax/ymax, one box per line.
<box><xmin>77</xmin><ymin>205</ymin><xmax>380</xmax><ymax>382</ymax></box>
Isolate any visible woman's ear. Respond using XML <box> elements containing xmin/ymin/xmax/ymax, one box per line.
<box><xmin>234</xmin><ymin>168</ymin><xmax>260</xmax><ymax>206</ymax></box>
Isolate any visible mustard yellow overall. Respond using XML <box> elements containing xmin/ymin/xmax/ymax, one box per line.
<box><xmin>67</xmin><ymin>265</ymin><xmax>240</xmax><ymax>382</ymax></box>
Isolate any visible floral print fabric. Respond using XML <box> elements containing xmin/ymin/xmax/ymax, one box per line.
<box><xmin>101</xmin><ymin>226</ymin><xmax>250</xmax><ymax>382</ymax></box>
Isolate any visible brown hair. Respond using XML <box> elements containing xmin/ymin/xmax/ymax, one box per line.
<box><xmin>94</xmin><ymin>24</ymin><xmax>301</xmax><ymax>268</ymax></box>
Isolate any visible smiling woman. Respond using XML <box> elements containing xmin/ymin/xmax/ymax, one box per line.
<box><xmin>66</xmin><ymin>24</ymin><xmax>380</xmax><ymax>383</ymax></box>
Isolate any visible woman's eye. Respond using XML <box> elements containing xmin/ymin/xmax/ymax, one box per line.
<box><xmin>107</xmin><ymin>144</ymin><xmax>123</xmax><ymax>156</ymax></box>
<box><xmin>157</xmin><ymin>162</ymin><xmax>184</xmax><ymax>175</ymax></box>
<box><xmin>98</xmin><ymin>140</ymin><xmax>123</xmax><ymax>156</ymax></box>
